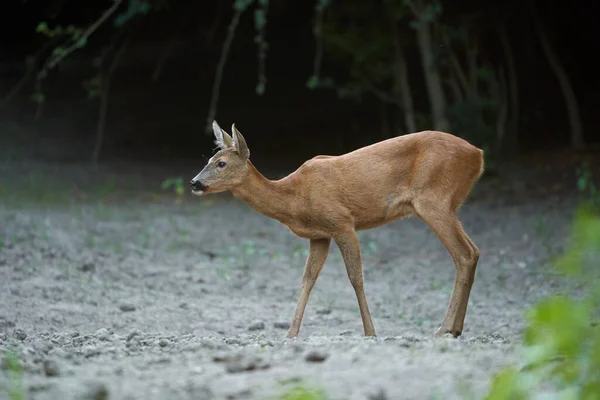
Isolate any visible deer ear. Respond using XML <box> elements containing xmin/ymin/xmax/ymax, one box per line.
<box><xmin>231</xmin><ymin>123</ymin><xmax>250</xmax><ymax>159</ymax></box>
<box><xmin>212</xmin><ymin>120</ymin><xmax>233</xmax><ymax>149</ymax></box>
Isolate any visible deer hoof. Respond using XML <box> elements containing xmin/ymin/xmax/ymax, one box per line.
<box><xmin>285</xmin><ymin>330</ymin><xmax>299</xmax><ymax>339</ymax></box>
<box><xmin>434</xmin><ymin>326</ymin><xmax>462</xmax><ymax>338</ymax></box>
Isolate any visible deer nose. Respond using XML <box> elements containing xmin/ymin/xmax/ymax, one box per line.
<box><xmin>190</xmin><ymin>179</ymin><xmax>207</xmax><ymax>191</ymax></box>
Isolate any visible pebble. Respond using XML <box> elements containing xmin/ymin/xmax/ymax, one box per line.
<box><xmin>158</xmin><ymin>338</ymin><xmax>170</xmax><ymax>348</ymax></box>
<box><xmin>248</xmin><ymin>321</ymin><xmax>265</xmax><ymax>331</ymax></box>
<box><xmin>79</xmin><ymin>262</ymin><xmax>95</xmax><ymax>272</ymax></box>
<box><xmin>273</xmin><ymin>321</ymin><xmax>290</xmax><ymax>329</ymax></box>
<box><xmin>94</xmin><ymin>328</ymin><xmax>111</xmax><ymax>341</ymax></box>
<box><xmin>81</xmin><ymin>380</ymin><xmax>109</xmax><ymax>400</ymax></box>
<box><xmin>13</xmin><ymin>328</ymin><xmax>27</xmax><ymax>341</ymax></box>
<box><xmin>43</xmin><ymin>358</ymin><xmax>61</xmax><ymax>377</ymax></box>
<box><xmin>305</xmin><ymin>350</ymin><xmax>328</xmax><ymax>363</ymax></box>
<box><xmin>0</xmin><ymin>332</ymin><xmax>7</xmax><ymax>342</ymax></box>
<box><xmin>225</xmin><ymin>354</ymin><xmax>270</xmax><ymax>373</ymax></box>
<box><xmin>368</xmin><ymin>388</ymin><xmax>389</xmax><ymax>400</ymax></box>
<box><xmin>119</xmin><ymin>303</ymin><xmax>136</xmax><ymax>312</ymax></box>
<box><xmin>127</xmin><ymin>329</ymin><xmax>142</xmax><ymax>342</ymax></box>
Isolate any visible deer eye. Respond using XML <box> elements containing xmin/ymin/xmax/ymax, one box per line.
<box><xmin>216</xmin><ymin>161</ymin><xmax>227</xmax><ymax>168</ymax></box>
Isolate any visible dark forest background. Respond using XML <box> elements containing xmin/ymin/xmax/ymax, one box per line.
<box><xmin>0</xmin><ymin>0</ymin><xmax>598</xmax><ymax>172</ymax></box>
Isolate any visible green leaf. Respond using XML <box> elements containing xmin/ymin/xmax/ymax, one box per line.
<box><xmin>484</xmin><ymin>367</ymin><xmax>528</xmax><ymax>400</ymax></box>
<box><xmin>306</xmin><ymin>75</ymin><xmax>319</xmax><ymax>89</ymax></box>
<box><xmin>36</xmin><ymin>21</ymin><xmax>49</xmax><ymax>34</ymax></box>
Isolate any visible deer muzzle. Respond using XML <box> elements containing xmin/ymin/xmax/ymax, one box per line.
<box><xmin>190</xmin><ymin>179</ymin><xmax>208</xmax><ymax>194</ymax></box>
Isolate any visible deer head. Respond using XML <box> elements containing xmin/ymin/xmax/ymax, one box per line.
<box><xmin>190</xmin><ymin>121</ymin><xmax>251</xmax><ymax>195</ymax></box>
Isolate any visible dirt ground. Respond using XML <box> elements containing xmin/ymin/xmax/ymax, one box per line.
<box><xmin>0</xmin><ymin>156</ymin><xmax>588</xmax><ymax>400</ymax></box>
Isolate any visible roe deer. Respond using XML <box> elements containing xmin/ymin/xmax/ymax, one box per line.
<box><xmin>190</xmin><ymin>121</ymin><xmax>484</xmax><ymax>339</ymax></box>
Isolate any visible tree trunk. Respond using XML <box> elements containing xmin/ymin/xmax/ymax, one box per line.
<box><xmin>533</xmin><ymin>10</ymin><xmax>584</xmax><ymax>150</ymax></box>
<box><xmin>380</xmin><ymin>102</ymin><xmax>391</xmax><ymax>138</ymax></box>
<box><xmin>392</xmin><ymin>23</ymin><xmax>416</xmax><ymax>133</ymax></box>
<box><xmin>416</xmin><ymin>22</ymin><xmax>449</xmax><ymax>131</ymax></box>
<box><xmin>493</xmin><ymin>67</ymin><xmax>508</xmax><ymax>146</ymax></box>
<box><xmin>499</xmin><ymin>25</ymin><xmax>519</xmax><ymax>145</ymax></box>
<box><xmin>92</xmin><ymin>36</ymin><xmax>130</xmax><ymax>164</ymax></box>
<box><xmin>446</xmin><ymin>73</ymin><xmax>464</xmax><ymax>104</ymax></box>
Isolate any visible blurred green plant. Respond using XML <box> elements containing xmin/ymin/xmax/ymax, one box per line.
<box><xmin>161</xmin><ymin>177</ymin><xmax>185</xmax><ymax>196</ymax></box>
<box><xmin>485</xmin><ymin>204</ymin><xmax>600</xmax><ymax>400</ymax></box>
<box><xmin>576</xmin><ymin>161</ymin><xmax>600</xmax><ymax>207</ymax></box>
<box><xmin>275</xmin><ymin>384</ymin><xmax>329</xmax><ymax>400</ymax></box>
<box><xmin>2</xmin><ymin>349</ymin><xmax>25</xmax><ymax>400</ymax></box>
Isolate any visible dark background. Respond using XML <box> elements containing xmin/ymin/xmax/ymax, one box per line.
<box><xmin>0</xmin><ymin>0</ymin><xmax>597</xmax><ymax>172</ymax></box>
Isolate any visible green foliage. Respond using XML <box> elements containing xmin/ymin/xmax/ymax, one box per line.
<box><xmin>2</xmin><ymin>349</ymin><xmax>25</xmax><ymax>400</ymax></box>
<box><xmin>485</xmin><ymin>204</ymin><xmax>600</xmax><ymax>400</ymax></box>
<box><xmin>234</xmin><ymin>0</ymin><xmax>255</xmax><ymax>12</ymax></box>
<box><xmin>313</xmin><ymin>1</ymin><xmax>397</xmax><ymax>100</ymax></box>
<box><xmin>161</xmin><ymin>177</ymin><xmax>185</xmax><ymax>196</ymax></box>
<box><xmin>36</xmin><ymin>22</ymin><xmax>84</xmax><ymax>39</ymax></box>
<box><xmin>405</xmin><ymin>0</ymin><xmax>443</xmax><ymax>25</ymax></box>
<box><xmin>276</xmin><ymin>384</ymin><xmax>329</xmax><ymax>400</ymax></box>
<box><xmin>82</xmin><ymin>74</ymin><xmax>103</xmax><ymax>99</ymax></box>
<box><xmin>576</xmin><ymin>161</ymin><xmax>600</xmax><ymax>207</ymax></box>
<box><xmin>253</xmin><ymin>0</ymin><xmax>269</xmax><ymax>95</ymax></box>
<box><xmin>114</xmin><ymin>0</ymin><xmax>151</xmax><ymax>27</ymax></box>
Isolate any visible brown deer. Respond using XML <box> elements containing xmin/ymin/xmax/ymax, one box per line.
<box><xmin>190</xmin><ymin>121</ymin><xmax>484</xmax><ymax>339</ymax></box>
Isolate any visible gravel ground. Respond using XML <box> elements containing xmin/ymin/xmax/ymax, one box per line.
<box><xmin>0</xmin><ymin>160</ymin><xmax>579</xmax><ymax>400</ymax></box>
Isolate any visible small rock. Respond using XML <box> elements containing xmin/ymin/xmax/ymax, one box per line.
<box><xmin>273</xmin><ymin>321</ymin><xmax>290</xmax><ymax>330</ymax></box>
<box><xmin>368</xmin><ymin>388</ymin><xmax>388</xmax><ymax>400</ymax></box>
<box><xmin>43</xmin><ymin>359</ymin><xmax>61</xmax><ymax>377</ymax></box>
<box><xmin>443</xmin><ymin>333</ymin><xmax>454</xmax><ymax>339</ymax></box>
<box><xmin>94</xmin><ymin>328</ymin><xmax>111</xmax><ymax>341</ymax></box>
<box><xmin>339</xmin><ymin>330</ymin><xmax>354</xmax><ymax>336</ymax></box>
<box><xmin>305</xmin><ymin>350</ymin><xmax>328</xmax><ymax>363</ymax></box>
<box><xmin>316</xmin><ymin>308</ymin><xmax>331</xmax><ymax>315</ymax></box>
<box><xmin>81</xmin><ymin>380</ymin><xmax>109</xmax><ymax>400</ymax></box>
<box><xmin>226</xmin><ymin>354</ymin><xmax>270</xmax><ymax>373</ymax></box>
<box><xmin>248</xmin><ymin>321</ymin><xmax>265</xmax><ymax>331</ymax></box>
<box><xmin>127</xmin><ymin>329</ymin><xmax>142</xmax><ymax>341</ymax></box>
<box><xmin>226</xmin><ymin>389</ymin><xmax>253</xmax><ymax>399</ymax></box>
<box><xmin>119</xmin><ymin>303</ymin><xmax>136</xmax><ymax>312</ymax></box>
<box><xmin>0</xmin><ymin>332</ymin><xmax>8</xmax><ymax>342</ymax></box>
<box><xmin>79</xmin><ymin>262</ymin><xmax>95</xmax><ymax>273</ymax></box>
<box><xmin>13</xmin><ymin>328</ymin><xmax>27</xmax><ymax>341</ymax></box>
<box><xmin>158</xmin><ymin>339</ymin><xmax>169</xmax><ymax>348</ymax></box>
<box><xmin>212</xmin><ymin>352</ymin><xmax>230</xmax><ymax>362</ymax></box>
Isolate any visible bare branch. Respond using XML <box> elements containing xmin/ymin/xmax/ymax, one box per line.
<box><xmin>1</xmin><ymin>37</ymin><xmax>60</xmax><ymax>106</ymax></box>
<box><xmin>92</xmin><ymin>32</ymin><xmax>132</xmax><ymax>164</ymax></box>
<box><xmin>441</xmin><ymin>28</ymin><xmax>470</xmax><ymax>97</ymax></box>
<box><xmin>205</xmin><ymin>7</ymin><xmax>246</xmax><ymax>134</ymax></box>
<box><xmin>39</xmin><ymin>0</ymin><xmax>125</xmax><ymax>77</ymax></box>
<box><xmin>310</xmin><ymin>3</ymin><xmax>326</xmax><ymax>82</ymax></box>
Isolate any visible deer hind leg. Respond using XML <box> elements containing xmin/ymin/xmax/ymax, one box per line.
<box><xmin>414</xmin><ymin>200</ymin><xmax>480</xmax><ymax>338</ymax></box>
<box><xmin>286</xmin><ymin>238</ymin><xmax>331</xmax><ymax>338</ymax></box>
<box><xmin>334</xmin><ymin>229</ymin><xmax>376</xmax><ymax>337</ymax></box>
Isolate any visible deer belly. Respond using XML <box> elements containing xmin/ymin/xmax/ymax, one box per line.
<box><xmin>284</xmin><ymin>222</ymin><xmax>330</xmax><ymax>239</ymax></box>
<box><xmin>354</xmin><ymin>195</ymin><xmax>414</xmax><ymax>230</ymax></box>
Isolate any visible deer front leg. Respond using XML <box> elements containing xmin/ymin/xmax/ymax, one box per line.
<box><xmin>286</xmin><ymin>238</ymin><xmax>331</xmax><ymax>338</ymax></box>
<box><xmin>334</xmin><ymin>230</ymin><xmax>376</xmax><ymax>337</ymax></box>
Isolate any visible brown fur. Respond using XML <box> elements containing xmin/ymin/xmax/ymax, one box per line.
<box><xmin>191</xmin><ymin>121</ymin><xmax>484</xmax><ymax>339</ymax></box>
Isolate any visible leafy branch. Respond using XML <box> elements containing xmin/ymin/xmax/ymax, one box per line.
<box><xmin>35</xmin><ymin>0</ymin><xmax>126</xmax><ymax>81</ymax></box>
<box><xmin>206</xmin><ymin>0</ymin><xmax>273</xmax><ymax>134</ymax></box>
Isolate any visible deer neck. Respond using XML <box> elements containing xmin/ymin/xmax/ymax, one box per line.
<box><xmin>231</xmin><ymin>161</ymin><xmax>294</xmax><ymax>223</ymax></box>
